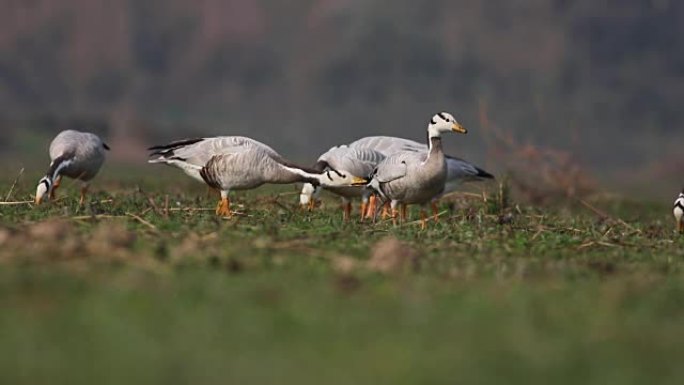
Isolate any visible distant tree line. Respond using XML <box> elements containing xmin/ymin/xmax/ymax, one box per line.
<box><xmin>1</xmin><ymin>0</ymin><xmax>682</xmax><ymax>169</ymax></box>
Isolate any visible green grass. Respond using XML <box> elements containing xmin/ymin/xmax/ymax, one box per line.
<box><xmin>1</xmin><ymin>169</ymin><xmax>684</xmax><ymax>385</ymax></box>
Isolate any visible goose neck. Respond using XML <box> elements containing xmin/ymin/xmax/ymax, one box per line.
<box><xmin>427</xmin><ymin>136</ymin><xmax>443</xmax><ymax>158</ymax></box>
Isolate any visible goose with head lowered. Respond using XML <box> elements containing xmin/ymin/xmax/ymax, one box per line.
<box><xmin>35</xmin><ymin>130</ymin><xmax>109</xmax><ymax>206</ymax></box>
<box><xmin>674</xmin><ymin>190</ymin><xmax>684</xmax><ymax>234</ymax></box>
<box><xmin>367</xmin><ymin>112</ymin><xmax>469</xmax><ymax>229</ymax></box>
<box><xmin>148</xmin><ymin>136</ymin><xmax>367</xmax><ymax>217</ymax></box>
<box><xmin>299</xmin><ymin>145</ymin><xmax>386</xmax><ymax>221</ymax></box>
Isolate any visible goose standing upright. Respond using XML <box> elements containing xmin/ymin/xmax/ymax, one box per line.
<box><xmin>35</xmin><ymin>130</ymin><xmax>109</xmax><ymax>205</ymax></box>
<box><xmin>148</xmin><ymin>136</ymin><xmax>367</xmax><ymax>217</ymax></box>
<box><xmin>300</xmin><ymin>136</ymin><xmax>493</xmax><ymax>220</ymax></box>
<box><xmin>674</xmin><ymin>190</ymin><xmax>684</xmax><ymax>233</ymax></box>
<box><xmin>368</xmin><ymin>112</ymin><xmax>467</xmax><ymax>229</ymax></box>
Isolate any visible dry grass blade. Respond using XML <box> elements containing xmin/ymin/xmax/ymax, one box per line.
<box><xmin>0</xmin><ymin>200</ymin><xmax>33</xmax><ymax>206</ymax></box>
<box><xmin>4</xmin><ymin>167</ymin><xmax>24</xmax><ymax>202</ymax></box>
<box><xmin>440</xmin><ymin>191</ymin><xmax>487</xmax><ymax>200</ymax></box>
<box><xmin>71</xmin><ymin>214</ymin><xmax>126</xmax><ymax>220</ymax></box>
<box><xmin>146</xmin><ymin>196</ymin><xmax>162</xmax><ymax>215</ymax></box>
<box><xmin>167</xmin><ymin>207</ymin><xmax>215</xmax><ymax>212</ymax></box>
<box><xmin>578</xmin><ymin>198</ymin><xmax>639</xmax><ymax>232</ymax></box>
<box><xmin>126</xmin><ymin>212</ymin><xmax>159</xmax><ymax>232</ymax></box>
<box><xmin>401</xmin><ymin>210</ymin><xmax>449</xmax><ymax>227</ymax></box>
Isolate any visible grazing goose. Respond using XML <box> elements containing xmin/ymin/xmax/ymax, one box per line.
<box><xmin>148</xmin><ymin>136</ymin><xmax>282</xmax><ymax>183</ymax></box>
<box><xmin>35</xmin><ymin>130</ymin><xmax>109</xmax><ymax>205</ymax></box>
<box><xmin>368</xmin><ymin>112</ymin><xmax>468</xmax><ymax>229</ymax></box>
<box><xmin>149</xmin><ymin>137</ymin><xmax>367</xmax><ymax>217</ymax></box>
<box><xmin>349</xmin><ymin>135</ymin><xmax>493</xmax><ymax>219</ymax></box>
<box><xmin>674</xmin><ymin>191</ymin><xmax>684</xmax><ymax>233</ymax></box>
<box><xmin>299</xmin><ymin>146</ymin><xmax>386</xmax><ymax>221</ymax></box>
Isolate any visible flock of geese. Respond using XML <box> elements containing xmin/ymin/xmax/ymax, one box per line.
<box><xmin>32</xmin><ymin>112</ymin><xmax>684</xmax><ymax>232</ymax></box>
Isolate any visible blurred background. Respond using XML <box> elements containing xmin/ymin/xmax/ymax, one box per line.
<box><xmin>1</xmin><ymin>0</ymin><xmax>682</xmax><ymax>199</ymax></box>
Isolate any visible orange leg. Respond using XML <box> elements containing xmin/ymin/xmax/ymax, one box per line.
<box><xmin>400</xmin><ymin>203</ymin><xmax>408</xmax><ymax>222</ymax></box>
<box><xmin>343</xmin><ymin>201</ymin><xmax>352</xmax><ymax>222</ymax></box>
<box><xmin>79</xmin><ymin>184</ymin><xmax>89</xmax><ymax>206</ymax></box>
<box><xmin>360</xmin><ymin>200</ymin><xmax>368</xmax><ymax>221</ymax></box>
<box><xmin>50</xmin><ymin>176</ymin><xmax>62</xmax><ymax>200</ymax></box>
<box><xmin>678</xmin><ymin>220</ymin><xmax>684</xmax><ymax>234</ymax></box>
<box><xmin>381</xmin><ymin>202</ymin><xmax>391</xmax><ymax>219</ymax></box>
<box><xmin>216</xmin><ymin>196</ymin><xmax>232</xmax><ymax>217</ymax></box>
<box><xmin>431</xmin><ymin>201</ymin><xmax>440</xmax><ymax>222</ymax></box>
<box><xmin>366</xmin><ymin>194</ymin><xmax>377</xmax><ymax>220</ymax></box>
<box><xmin>420</xmin><ymin>209</ymin><xmax>428</xmax><ymax>230</ymax></box>
<box><xmin>390</xmin><ymin>201</ymin><xmax>399</xmax><ymax>226</ymax></box>
<box><xmin>307</xmin><ymin>199</ymin><xmax>316</xmax><ymax>212</ymax></box>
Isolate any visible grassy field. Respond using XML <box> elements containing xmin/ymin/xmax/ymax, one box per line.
<box><xmin>1</xmin><ymin>168</ymin><xmax>684</xmax><ymax>385</ymax></box>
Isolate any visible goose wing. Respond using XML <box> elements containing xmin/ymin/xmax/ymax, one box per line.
<box><xmin>372</xmin><ymin>151</ymin><xmax>426</xmax><ymax>183</ymax></box>
<box><xmin>349</xmin><ymin>136</ymin><xmax>426</xmax><ymax>156</ymax></box>
<box><xmin>148</xmin><ymin>136</ymin><xmax>281</xmax><ymax>166</ymax></box>
<box><xmin>319</xmin><ymin>147</ymin><xmax>386</xmax><ymax>178</ymax></box>
<box><xmin>446</xmin><ymin>156</ymin><xmax>494</xmax><ymax>181</ymax></box>
<box><xmin>198</xmin><ymin>145</ymin><xmax>269</xmax><ymax>190</ymax></box>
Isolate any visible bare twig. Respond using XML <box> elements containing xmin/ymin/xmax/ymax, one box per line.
<box><xmin>145</xmin><ymin>195</ymin><xmax>162</xmax><ymax>216</ymax></box>
<box><xmin>401</xmin><ymin>210</ymin><xmax>449</xmax><ymax>227</ymax></box>
<box><xmin>4</xmin><ymin>168</ymin><xmax>24</xmax><ymax>202</ymax></box>
<box><xmin>440</xmin><ymin>191</ymin><xmax>487</xmax><ymax>200</ymax></box>
<box><xmin>71</xmin><ymin>214</ymin><xmax>124</xmax><ymax>220</ymax></box>
<box><xmin>126</xmin><ymin>212</ymin><xmax>159</xmax><ymax>232</ymax></box>
<box><xmin>577</xmin><ymin>199</ymin><xmax>639</xmax><ymax>232</ymax></box>
<box><xmin>0</xmin><ymin>200</ymin><xmax>33</xmax><ymax>206</ymax></box>
<box><xmin>167</xmin><ymin>207</ymin><xmax>214</xmax><ymax>212</ymax></box>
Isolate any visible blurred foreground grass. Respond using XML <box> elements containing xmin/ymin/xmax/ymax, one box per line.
<box><xmin>1</xmin><ymin>167</ymin><xmax>684</xmax><ymax>385</ymax></box>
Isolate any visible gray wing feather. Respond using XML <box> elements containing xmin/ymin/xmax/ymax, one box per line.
<box><xmin>149</xmin><ymin>136</ymin><xmax>281</xmax><ymax>167</ymax></box>
<box><xmin>446</xmin><ymin>157</ymin><xmax>489</xmax><ymax>181</ymax></box>
<box><xmin>373</xmin><ymin>151</ymin><xmax>425</xmax><ymax>183</ymax></box>
<box><xmin>349</xmin><ymin>136</ymin><xmax>426</xmax><ymax>156</ymax></box>
<box><xmin>319</xmin><ymin>147</ymin><xmax>385</xmax><ymax>178</ymax></box>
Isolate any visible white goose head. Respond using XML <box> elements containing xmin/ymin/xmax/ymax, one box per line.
<box><xmin>428</xmin><ymin>112</ymin><xmax>467</xmax><ymax>139</ymax></box>
<box><xmin>317</xmin><ymin>169</ymin><xmax>368</xmax><ymax>188</ymax></box>
<box><xmin>300</xmin><ymin>183</ymin><xmax>318</xmax><ymax>206</ymax></box>
<box><xmin>35</xmin><ymin>177</ymin><xmax>52</xmax><ymax>205</ymax></box>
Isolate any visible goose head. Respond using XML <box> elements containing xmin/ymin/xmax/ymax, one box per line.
<box><xmin>35</xmin><ymin>176</ymin><xmax>52</xmax><ymax>205</ymax></box>
<box><xmin>299</xmin><ymin>183</ymin><xmax>322</xmax><ymax>210</ymax></box>
<box><xmin>428</xmin><ymin>112</ymin><xmax>467</xmax><ymax>138</ymax></box>
<box><xmin>316</xmin><ymin>169</ymin><xmax>368</xmax><ymax>188</ymax></box>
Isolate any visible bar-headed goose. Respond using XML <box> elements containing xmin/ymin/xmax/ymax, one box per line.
<box><xmin>300</xmin><ymin>146</ymin><xmax>385</xmax><ymax>221</ymax></box>
<box><xmin>148</xmin><ymin>136</ymin><xmax>282</xmax><ymax>183</ymax></box>
<box><xmin>35</xmin><ymin>130</ymin><xmax>109</xmax><ymax>205</ymax></box>
<box><xmin>368</xmin><ymin>112</ymin><xmax>468</xmax><ymax>229</ymax></box>
<box><xmin>674</xmin><ymin>190</ymin><xmax>684</xmax><ymax>233</ymax></box>
<box><xmin>301</xmin><ymin>136</ymin><xmax>493</xmax><ymax>220</ymax></box>
<box><xmin>350</xmin><ymin>135</ymin><xmax>493</xmax><ymax>220</ymax></box>
<box><xmin>149</xmin><ymin>136</ymin><xmax>367</xmax><ymax>217</ymax></box>
<box><xmin>350</xmin><ymin>135</ymin><xmax>493</xmax><ymax>195</ymax></box>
